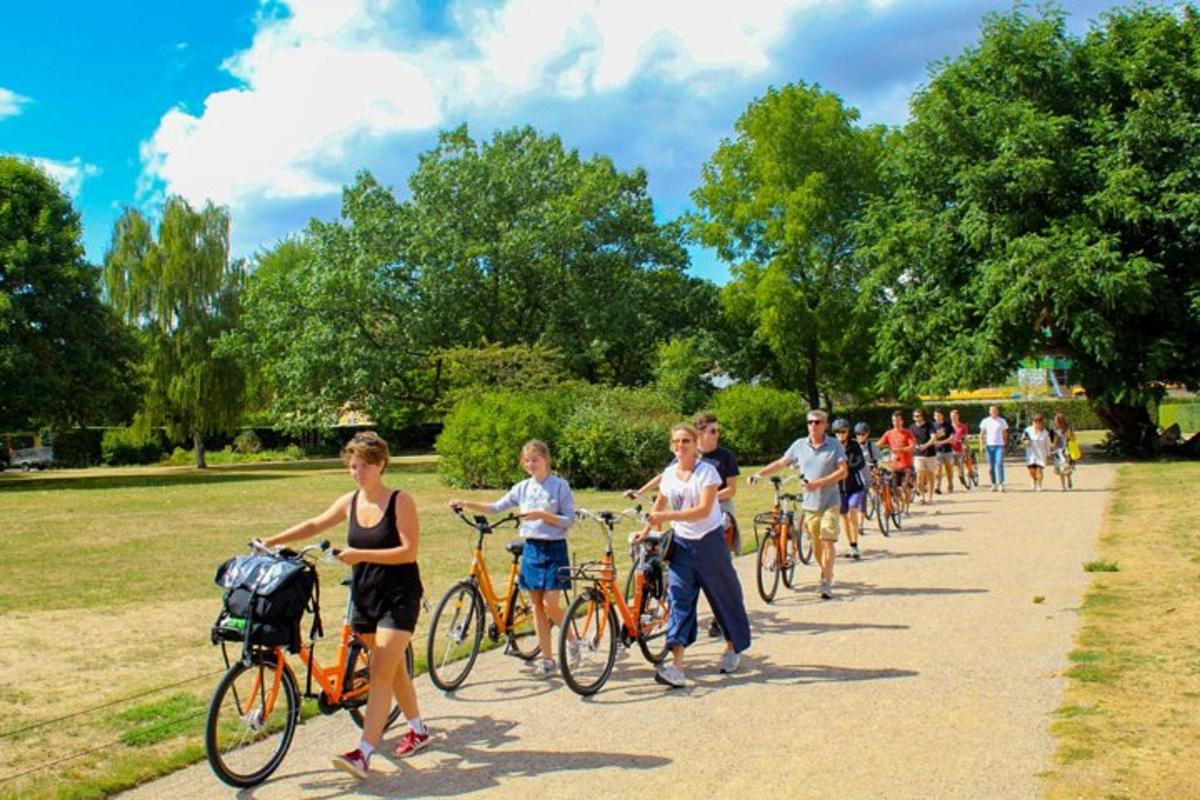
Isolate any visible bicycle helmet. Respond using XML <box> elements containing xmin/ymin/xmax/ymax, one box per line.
<box><xmin>831</xmin><ymin>418</ymin><xmax>850</xmax><ymax>432</ymax></box>
<box><xmin>854</xmin><ymin>421</ymin><xmax>870</xmax><ymax>435</ymax></box>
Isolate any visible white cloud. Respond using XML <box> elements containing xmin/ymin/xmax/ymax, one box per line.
<box><xmin>140</xmin><ymin>0</ymin><xmax>830</xmax><ymax>229</ymax></box>
<box><xmin>0</xmin><ymin>87</ymin><xmax>30</xmax><ymax>120</ymax></box>
<box><xmin>24</xmin><ymin>156</ymin><xmax>102</xmax><ymax>198</ymax></box>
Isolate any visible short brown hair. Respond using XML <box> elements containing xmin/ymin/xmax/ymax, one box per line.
<box><xmin>692</xmin><ymin>411</ymin><xmax>718</xmax><ymax>430</ymax></box>
<box><xmin>341</xmin><ymin>431</ymin><xmax>390</xmax><ymax>472</ymax></box>
<box><xmin>521</xmin><ymin>439</ymin><xmax>551</xmax><ymax>463</ymax></box>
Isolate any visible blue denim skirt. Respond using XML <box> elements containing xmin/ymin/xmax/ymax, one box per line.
<box><xmin>519</xmin><ymin>538</ymin><xmax>571</xmax><ymax>591</ymax></box>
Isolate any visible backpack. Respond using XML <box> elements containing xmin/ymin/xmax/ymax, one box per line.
<box><xmin>211</xmin><ymin>553</ymin><xmax>319</xmax><ymax>653</ymax></box>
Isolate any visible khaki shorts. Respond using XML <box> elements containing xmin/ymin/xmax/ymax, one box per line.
<box><xmin>803</xmin><ymin>509</ymin><xmax>840</xmax><ymax>543</ymax></box>
<box><xmin>914</xmin><ymin>456</ymin><xmax>939</xmax><ymax>475</ymax></box>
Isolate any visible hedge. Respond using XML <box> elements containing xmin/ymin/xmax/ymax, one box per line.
<box><xmin>436</xmin><ymin>390</ymin><xmax>577</xmax><ymax>488</ymax></box>
<box><xmin>556</xmin><ymin>388</ymin><xmax>677</xmax><ymax>490</ymax></box>
<box><xmin>711</xmin><ymin>385</ymin><xmax>807</xmax><ymax>463</ymax></box>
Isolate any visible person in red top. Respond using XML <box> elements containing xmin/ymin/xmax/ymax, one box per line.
<box><xmin>877</xmin><ymin>409</ymin><xmax>917</xmax><ymax>510</ymax></box>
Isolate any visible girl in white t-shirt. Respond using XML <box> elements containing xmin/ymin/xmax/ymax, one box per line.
<box><xmin>634</xmin><ymin>423</ymin><xmax>751</xmax><ymax>689</ymax></box>
<box><xmin>1021</xmin><ymin>413</ymin><xmax>1053</xmax><ymax>491</ymax></box>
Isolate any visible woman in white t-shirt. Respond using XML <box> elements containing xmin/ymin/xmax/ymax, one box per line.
<box><xmin>634</xmin><ymin>423</ymin><xmax>751</xmax><ymax>689</ymax></box>
<box><xmin>1021</xmin><ymin>413</ymin><xmax>1053</xmax><ymax>492</ymax></box>
<box><xmin>978</xmin><ymin>405</ymin><xmax>1009</xmax><ymax>492</ymax></box>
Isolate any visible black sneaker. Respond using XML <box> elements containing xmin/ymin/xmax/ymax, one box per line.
<box><xmin>707</xmin><ymin>619</ymin><xmax>722</xmax><ymax>638</ymax></box>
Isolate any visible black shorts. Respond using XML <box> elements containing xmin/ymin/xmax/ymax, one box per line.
<box><xmin>891</xmin><ymin>467</ymin><xmax>914</xmax><ymax>488</ymax></box>
<box><xmin>351</xmin><ymin>591</ymin><xmax>422</xmax><ymax>635</ymax></box>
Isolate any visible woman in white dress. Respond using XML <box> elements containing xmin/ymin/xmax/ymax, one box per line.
<box><xmin>1022</xmin><ymin>413</ymin><xmax>1053</xmax><ymax>492</ymax></box>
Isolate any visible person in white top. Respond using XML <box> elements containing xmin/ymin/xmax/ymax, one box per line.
<box><xmin>978</xmin><ymin>405</ymin><xmax>1009</xmax><ymax>492</ymax></box>
<box><xmin>634</xmin><ymin>423</ymin><xmax>751</xmax><ymax>688</ymax></box>
<box><xmin>1021</xmin><ymin>413</ymin><xmax>1053</xmax><ymax>492</ymax></box>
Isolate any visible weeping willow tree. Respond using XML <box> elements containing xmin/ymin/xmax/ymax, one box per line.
<box><xmin>103</xmin><ymin>197</ymin><xmax>245</xmax><ymax>467</ymax></box>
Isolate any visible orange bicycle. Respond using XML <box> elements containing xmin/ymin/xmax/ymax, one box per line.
<box><xmin>206</xmin><ymin>540</ymin><xmax>412</xmax><ymax>788</ymax></box>
<box><xmin>425</xmin><ymin>509</ymin><xmax>540</xmax><ymax>692</ymax></box>
<box><xmin>869</xmin><ymin>465</ymin><xmax>903</xmax><ymax>536</ymax></box>
<box><xmin>749</xmin><ymin>475</ymin><xmax>810</xmax><ymax>602</ymax></box>
<box><xmin>559</xmin><ymin>508</ymin><xmax>671</xmax><ymax>696</ymax></box>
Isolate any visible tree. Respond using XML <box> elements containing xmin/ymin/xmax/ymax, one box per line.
<box><xmin>861</xmin><ymin>5</ymin><xmax>1200</xmax><ymax>449</ymax></box>
<box><xmin>235</xmin><ymin>126</ymin><xmax>717</xmax><ymax>428</ymax></box>
<box><xmin>691</xmin><ymin>83</ymin><xmax>886</xmax><ymax>409</ymax></box>
<box><xmin>399</xmin><ymin>124</ymin><xmax>707</xmax><ymax>385</ymax></box>
<box><xmin>104</xmin><ymin>197</ymin><xmax>246</xmax><ymax>467</ymax></box>
<box><xmin>0</xmin><ymin>157</ymin><xmax>139</xmax><ymax>432</ymax></box>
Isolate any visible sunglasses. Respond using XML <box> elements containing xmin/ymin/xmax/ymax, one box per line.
<box><xmin>671</xmin><ymin>437</ymin><xmax>694</xmax><ymax>444</ymax></box>
<box><xmin>806</xmin><ymin>419</ymin><xmax>823</xmax><ymax>425</ymax></box>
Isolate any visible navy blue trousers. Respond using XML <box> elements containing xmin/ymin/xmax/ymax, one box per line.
<box><xmin>666</xmin><ymin>527</ymin><xmax>752</xmax><ymax>653</ymax></box>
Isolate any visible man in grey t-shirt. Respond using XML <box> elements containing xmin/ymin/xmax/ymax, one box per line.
<box><xmin>748</xmin><ymin>408</ymin><xmax>848</xmax><ymax>599</ymax></box>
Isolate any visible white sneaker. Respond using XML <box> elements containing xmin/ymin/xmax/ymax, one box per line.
<box><xmin>999</xmin><ymin>485</ymin><xmax>1006</xmax><ymax>493</ymax></box>
<box><xmin>654</xmin><ymin>664</ymin><xmax>688</xmax><ymax>688</ymax></box>
<box><xmin>990</xmin><ymin>485</ymin><xmax>998</xmax><ymax>492</ymax></box>
<box><xmin>531</xmin><ymin>658</ymin><xmax>556</xmax><ymax>677</ymax></box>
<box><xmin>719</xmin><ymin>650</ymin><xmax>740</xmax><ymax>674</ymax></box>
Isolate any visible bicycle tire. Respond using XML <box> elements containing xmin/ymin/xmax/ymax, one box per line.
<box><xmin>876</xmin><ymin>490</ymin><xmax>890</xmax><ymax>536</ymax></box>
<box><xmin>504</xmin><ymin>586</ymin><xmax>541</xmax><ymax>661</ymax></box>
<box><xmin>863</xmin><ymin>486</ymin><xmax>876</xmax><ymax>520</ymax></box>
<box><xmin>796</xmin><ymin>516</ymin><xmax>813</xmax><ymax>566</ymax></box>
<box><xmin>426</xmin><ymin>581</ymin><xmax>484</xmax><ymax>692</ymax></box>
<box><xmin>345</xmin><ymin>639</ymin><xmax>409</xmax><ymax>730</ymax></box>
<box><xmin>636</xmin><ymin>572</ymin><xmax>671</xmax><ymax>665</ymax></box>
<box><xmin>756</xmin><ymin>531</ymin><xmax>781</xmax><ymax>603</ymax></box>
<box><xmin>559</xmin><ymin>590</ymin><xmax>618</xmax><ymax>696</ymax></box>
<box><xmin>205</xmin><ymin>654</ymin><xmax>299</xmax><ymax>788</ymax></box>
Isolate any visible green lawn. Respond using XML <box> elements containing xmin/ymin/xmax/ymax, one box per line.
<box><xmin>0</xmin><ymin>457</ymin><xmax>774</xmax><ymax>799</ymax></box>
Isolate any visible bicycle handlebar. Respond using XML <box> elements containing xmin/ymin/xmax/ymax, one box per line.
<box><xmin>574</xmin><ymin>507</ymin><xmax>648</xmax><ymax>527</ymax></box>
<box><xmin>249</xmin><ymin>538</ymin><xmax>331</xmax><ymax>561</ymax></box>
<box><xmin>450</xmin><ymin>507</ymin><xmax>520</xmax><ymax>533</ymax></box>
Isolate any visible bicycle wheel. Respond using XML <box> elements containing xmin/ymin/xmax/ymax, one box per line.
<box><xmin>636</xmin><ymin>570</ymin><xmax>671</xmax><ymax>665</ymax></box>
<box><xmin>890</xmin><ymin>488</ymin><xmax>904</xmax><ymax>529</ymax></box>
<box><xmin>876</xmin><ymin>489</ymin><xmax>890</xmax><ymax>536</ymax></box>
<box><xmin>505</xmin><ymin>585</ymin><xmax>541</xmax><ymax>661</ymax></box>
<box><xmin>426</xmin><ymin>581</ymin><xmax>484</xmax><ymax>692</ymax></box>
<box><xmin>560</xmin><ymin>590</ymin><xmax>618</xmax><ymax>696</ymax></box>
<box><xmin>796</xmin><ymin>516</ymin><xmax>814</xmax><ymax>566</ymax></box>
<box><xmin>863</xmin><ymin>486</ymin><xmax>876</xmax><ymax>520</ymax></box>
<box><xmin>205</xmin><ymin>654</ymin><xmax>299</xmax><ymax>788</ymax></box>
<box><xmin>344</xmin><ymin>639</ymin><xmax>408</xmax><ymax>730</ymax></box>
<box><xmin>756</xmin><ymin>531</ymin><xmax>781</xmax><ymax>603</ymax></box>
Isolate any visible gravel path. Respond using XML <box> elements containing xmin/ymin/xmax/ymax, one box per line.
<box><xmin>123</xmin><ymin>462</ymin><xmax>1115</xmax><ymax>799</ymax></box>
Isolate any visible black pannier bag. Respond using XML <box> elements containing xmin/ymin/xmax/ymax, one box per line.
<box><xmin>211</xmin><ymin>553</ymin><xmax>318</xmax><ymax>653</ymax></box>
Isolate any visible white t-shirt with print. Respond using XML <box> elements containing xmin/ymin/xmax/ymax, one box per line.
<box><xmin>658</xmin><ymin>460</ymin><xmax>723</xmax><ymax>541</ymax></box>
<box><xmin>1024</xmin><ymin>426</ymin><xmax>1052</xmax><ymax>467</ymax></box>
<box><xmin>979</xmin><ymin>416</ymin><xmax>1009</xmax><ymax>447</ymax></box>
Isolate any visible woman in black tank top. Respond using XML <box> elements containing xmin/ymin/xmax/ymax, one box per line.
<box><xmin>265</xmin><ymin>432</ymin><xmax>430</xmax><ymax>778</ymax></box>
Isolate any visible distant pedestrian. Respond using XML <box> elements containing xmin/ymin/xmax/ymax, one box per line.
<box><xmin>979</xmin><ymin>405</ymin><xmax>1009</xmax><ymax>492</ymax></box>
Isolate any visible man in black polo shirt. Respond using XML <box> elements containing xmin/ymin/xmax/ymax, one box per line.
<box><xmin>910</xmin><ymin>409</ymin><xmax>937</xmax><ymax>505</ymax></box>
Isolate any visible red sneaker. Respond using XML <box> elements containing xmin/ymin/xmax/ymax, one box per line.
<box><xmin>393</xmin><ymin>729</ymin><xmax>431</xmax><ymax>758</ymax></box>
<box><xmin>331</xmin><ymin>748</ymin><xmax>369</xmax><ymax>779</ymax></box>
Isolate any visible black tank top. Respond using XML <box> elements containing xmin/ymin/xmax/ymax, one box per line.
<box><xmin>348</xmin><ymin>490</ymin><xmax>421</xmax><ymax>617</ymax></box>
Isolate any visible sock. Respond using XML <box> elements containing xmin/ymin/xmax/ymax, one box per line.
<box><xmin>357</xmin><ymin>739</ymin><xmax>374</xmax><ymax>760</ymax></box>
<box><xmin>408</xmin><ymin>717</ymin><xmax>428</xmax><ymax>736</ymax></box>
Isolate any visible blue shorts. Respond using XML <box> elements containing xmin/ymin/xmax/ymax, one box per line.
<box><xmin>519</xmin><ymin>538</ymin><xmax>570</xmax><ymax>592</ymax></box>
<box><xmin>841</xmin><ymin>490</ymin><xmax>866</xmax><ymax>514</ymax></box>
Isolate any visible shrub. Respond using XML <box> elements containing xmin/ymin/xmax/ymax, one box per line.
<box><xmin>557</xmin><ymin>387</ymin><xmax>677</xmax><ymax>490</ymax></box>
<box><xmin>234</xmin><ymin>430</ymin><xmax>263</xmax><ymax>454</ymax></box>
<box><xmin>45</xmin><ymin>428</ymin><xmax>104</xmax><ymax>467</ymax></box>
<box><xmin>711</xmin><ymin>385</ymin><xmax>807</xmax><ymax>463</ymax></box>
<box><xmin>101</xmin><ymin>426</ymin><xmax>166</xmax><ymax>466</ymax></box>
<box><xmin>436</xmin><ymin>390</ymin><xmax>575</xmax><ymax>488</ymax></box>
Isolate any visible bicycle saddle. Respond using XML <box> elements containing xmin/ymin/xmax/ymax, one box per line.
<box><xmin>505</xmin><ymin>539</ymin><xmax>525</xmax><ymax>557</ymax></box>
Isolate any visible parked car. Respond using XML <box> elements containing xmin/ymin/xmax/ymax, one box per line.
<box><xmin>6</xmin><ymin>446</ymin><xmax>54</xmax><ymax>471</ymax></box>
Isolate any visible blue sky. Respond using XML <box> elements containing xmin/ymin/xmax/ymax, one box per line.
<box><xmin>1</xmin><ymin>0</ymin><xmax>1130</xmax><ymax>284</ymax></box>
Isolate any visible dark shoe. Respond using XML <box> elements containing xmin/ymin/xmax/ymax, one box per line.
<box><xmin>332</xmin><ymin>749</ymin><xmax>370</xmax><ymax>779</ymax></box>
<box><xmin>707</xmin><ymin>619</ymin><xmax>722</xmax><ymax>638</ymax></box>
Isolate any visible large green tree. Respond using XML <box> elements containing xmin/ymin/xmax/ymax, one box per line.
<box><xmin>237</xmin><ymin>126</ymin><xmax>716</xmax><ymax>428</ymax></box>
<box><xmin>862</xmin><ymin>5</ymin><xmax>1200</xmax><ymax>449</ymax></box>
<box><xmin>0</xmin><ymin>157</ymin><xmax>139</xmax><ymax>432</ymax></box>
<box><xmin>104</xmin><ymin>197</ymin><xmax>246</xmax><ymax>466</ymax></box>
<box><xmin>691</xmin><ymin>82</ymin><xmax>887</xmax><ymax>409</ymax></box>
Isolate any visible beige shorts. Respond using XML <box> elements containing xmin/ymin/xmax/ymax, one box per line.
<box><xmin>802</xmin><ymin>509</ymin><xmax>840</xmax><ymax>542</ymax></box>
<box><xmin>914</xmin><ymin>456</ymin><xmax>939</xmax><ymax>475</ymax></box>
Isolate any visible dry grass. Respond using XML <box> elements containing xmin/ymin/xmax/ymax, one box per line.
<box><xmin>0</xmin><ymin>458</ymin><xmax>778</xmax><ymax>799</ymax></box>
<box><xmin>1045</xmin><ymin>462</ymin><xmax>1200</xmax><ymax>800</ymax></box>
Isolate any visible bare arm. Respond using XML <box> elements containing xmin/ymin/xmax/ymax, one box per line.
<box><xmin>648</xmin><ymin>483</ymin><xmax>718</xmax><ymax>526</ymax></box>
<box><xmin>266</xmin><ymin>492</ymin><xmax>352</xmax><ymax>547</ymax></box>
<box><xmin>749</xmin><ymin>455</ymin><xmax>793</xmax><ymax>484</ymax></box>
<box><xmin>806</xmin><ymin>461</ymin><xmax>848</xmax><ymax>491</ymax></box>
